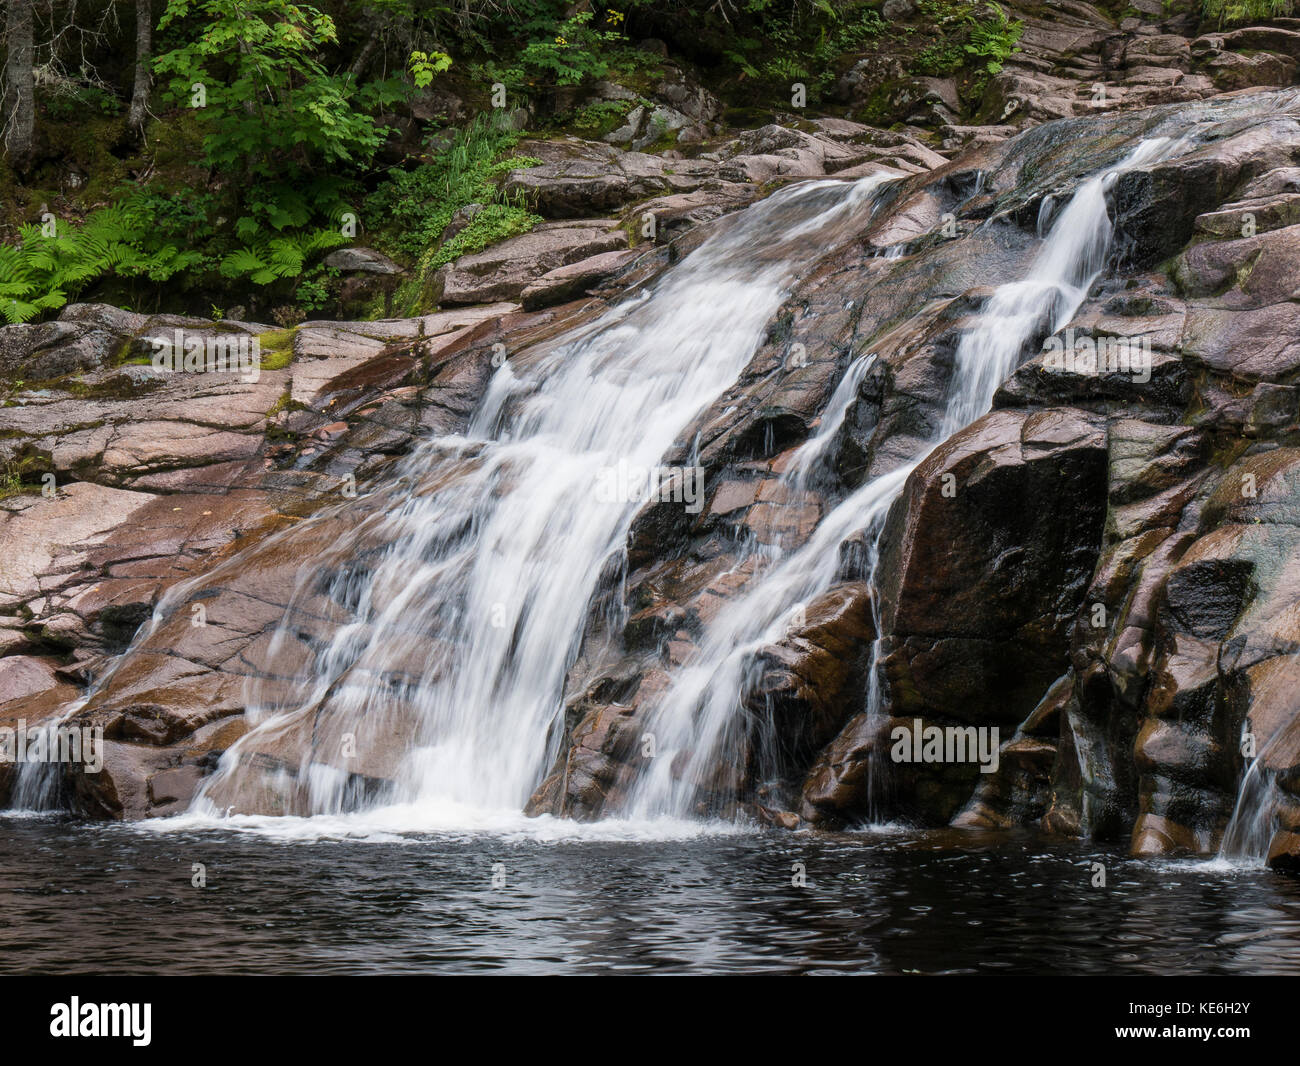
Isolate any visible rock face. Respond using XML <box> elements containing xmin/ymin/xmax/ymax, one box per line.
<box><xmin>0</xmin><ymin>299</ymin><xmax>569</xmax><ymax>814</ymax></box>
<box><xmin>525</xmin><ymin>87</ymin><xmax>1300</xmax><ymax>870</ymax></box>
<box><xmin>802</xmin><ymin>408</ymin><xmax>1109</xmax><ymax>827</ymax></box>
<box><xmin>437</xmin><ymin>220</ymin><xmax>629</xmax><ymax>304</ymax></box>
<box><xmin>5</xmin><ymin>21</ymin><xmax>1300</xmax><ymax>874</ymax></box>
<box><xmin>519</xmin><ymin>249</ymin><xmax>641</xmax><ymax>310</ymax></box>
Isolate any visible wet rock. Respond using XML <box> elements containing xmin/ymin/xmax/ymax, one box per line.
<box><xmin>501</xmin><ymin>139</ymin><xmax>720</xmax><ymax>219</ymax></box>
<box><xmin>0</xmin><ymin>655</ymin><xmax>62</xmax><ymax>704</ymax></box>
<box><xmin>745</xmin><ymin>582</ymin><xmax>875</xmax><ymax>765</ymax></box>
<box><xmin>323</xmin><ymin>247</ymin><xmax>402</xmax><ymax>275</ymax></box>
<box><xmin>520</xmin><ymin>249</ymin><xmax>640</xmax><ymax>310</ymax></box>
<box><xmin>1115</xmin><ymin>116</ymin><xmax>1300</xmax><ymax>268</ymax></box>
<box><xmin>953</xmin><ymin>674</ymin><xmax>1072</xmax><ymax>827</ymax></box>
<box><xmin>625</xmin><ymin>183</ymin><xmax>759</xmax><ymax>245</ymax></box>
<box><xmin>437</xmin><ymin>220</ymin><xmax>629</xmax><ymax>305</ymax></box>
<box><xmin>865</xmin><ymin>409</ymin><xmax>1108</xmax><ymax>814</ymax></box>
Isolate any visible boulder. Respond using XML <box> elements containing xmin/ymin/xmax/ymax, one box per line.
<box><xmin>519</xmin><ymin>249</ymin><xmax>640</xmax><ymax>310</ymax></box>
<box><xmin>322</xmin><ymin>247</ymin><xmax>403</xmax><ymax>275</ymax></box>
<box><xmin>437</xmin><ymin>220</ymin><xmax>629</xmax><ymax>305</ymax></box>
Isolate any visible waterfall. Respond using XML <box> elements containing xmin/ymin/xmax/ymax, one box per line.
<box><xmin>8</xmin><ymin>132</ymin><xmax>1196</xmax><ymax>834</ymax></box>
<box><xmin>1220</xmin><ymin>763</ymin><xmax>1281</xmax><ymax>866</ymax></box>
<box><xmin>1219</xmin><ymin>720</ymin><xmax>1285</xmax><ymax>866</ymax></box>
<box><xmin>785</xmin><ymin>352</ymin><xmax>876</xmax><ymax>490</ymax></box>
<box><xmin>624</xmin><ymin>137</ymin><xmax>1173</xmax><ymax>821</ymax></box>
<box><xmin>191</xmin><ymin>174</ymin><xmax>896</xmax><ymax>821</ymax></box>
<box><xmin>10</xmin><ymin>706</ymin><xmax>83</xmax><ymax>810</ymax></box>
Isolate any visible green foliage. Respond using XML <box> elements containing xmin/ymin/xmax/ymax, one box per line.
<box><xmin>964</xmin><ymin>3</ymin><xmax>1022</xmax><ymax>74</ymax></box>
<box><xmin>478</xmin><ymin>5</ymin><xmax>652</xmax><ymax>92</ymax></box>
<box><xmin>0</xmin><ymin>462</ymin><xmax>36</xmax><ymax>501</ymax></box>
<box><xmin>409</xmin><ymin>50</ymin><xmax>454</xmax><ymax>88</ymax></box>
<box><xmin>44</xmin><ymin>84</ymin><xmax>123</xmax><ymax>120</ymax></box>
<box><xmin>154</xmin><ymin>0</ymin><xmax>406</xmax><ymax>233</ymax></box>
<box><xmin>429</xmin><ymin>203</ymin><xmax>542</xmax><ymax>269</ymax></box>
<box><xmin>913</xmin><ymin>0</ymin><xmax>1021</xmax><ymax>77</ymax></box>
<box><xmin>0</xmin><ymin>195</ymin><xmax>215</xmax><ymax>323</ymax></box>
<box><xmin>0</xmin><ymin>187</ymin><xmax>346</xmax><ymax>322</ymax></box>
<box><xmin>565</xmin><ymin>97</ymin><xmax>642</xmax><ymax>135</ymax></box>
<box><xmin>368</xmin><ymin>113</ymin><xmax>540</xmax><ymax>262</ymax></box>
<box><xmin>219</xmin><ymin>228</ymin><xmax>346</xmax><ymax>285</ymax></box>
<box><xmin>639</xmin><ymin>0</ymin><xmax>883</xmax><ymax>95</ymax></box>
<box><xmin>913</xmin><ymin>40</ymin><xmax>965</xmax><ymax>76</ymax></box>
<box><xmin>368</xmin><ymin>112</ymin><xmax>544</xmax><ymax>316</ymax></box>
<box><xmin>295</xmin><ymin>265</ymin><xmax>337</xmax><ymax>313</ymax></box>
<box><xmin>1203</xmin><ymin>0</ymin><xmax>1294</xmax><ymax>20</ymax></box>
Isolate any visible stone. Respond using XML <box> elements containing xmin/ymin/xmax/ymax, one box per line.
<box><xmin>322</xmin><ymin>247</ymin><xmax>403</xmax><ymax>275</ymax></box>
<box><xmin>437</xmin><ymin>220</ymin><xmax>629</xmax><ymax>305</ymax></box>
<box><xmin>519</xmin><ymin>249</ymin><xmax>640</xmax><ymax>310</ymax></box>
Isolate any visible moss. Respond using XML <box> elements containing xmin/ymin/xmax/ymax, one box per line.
<box><xmin>62</xmin><ymin>375</ymin><xmax>164</xmax><ymax>400</ymax></box>
<box><xmin>854</xmin><ymin>81</ymin><xmax>906</xmax><ymax>127</ymax></box>
<box><xmin>257</xmin><ymin>329</ymin><xmax>297</xmax><ymax>370</ymax></box>
<box><xmin>0</xmin><ymin>456</ymin><xmax>48</xmax><ymax>500</ymax></box>
<box><xmin>266</xmin><ymin>385</ymin><xmax>306</xmax><ymax>418</ymax></box>
<box><xmin>554</xmin><ymin>97</ymin><xmax>642</xmax><ymax>138</ymax></box>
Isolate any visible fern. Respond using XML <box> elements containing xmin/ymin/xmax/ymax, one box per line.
<box><xmin>220</xmin><ymin>229</ymin><xmax>347</xmax><ymax>285</ymax></box>
<box><xmin>0</xmin><ymin>191</ymin><xmax>347</xmax><ymax>320</ymax></box>
<box><xmin>0</xmin><ymin>219</ymin><xmax>126</xmax><ymax>323</ymax></box>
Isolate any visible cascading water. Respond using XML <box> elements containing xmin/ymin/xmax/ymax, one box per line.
<box><xmin>623</xmin><ymin>137</ymin><xmax>1173</xmax><ymax>822</ymax></box>
<box><xmin>1220</xmin><ymin>764</ymin><xmax>1282</xmax><ymax>866</ymax></box>
<box><xmin>1219</xmin><ymin>721</ymin><xmax>1286</xmax><ymax>865</ymax></box>
<box><xmin>786</xmin><ymin>352</ymin><xmax>877</xmax><ymax>490</ymax></box>
<box><xmin>190</xmin><ymin>174</ymin><xmax>896</xmax><ymax>822</ymax></box>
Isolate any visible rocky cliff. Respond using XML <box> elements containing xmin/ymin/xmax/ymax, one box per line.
<box><xmin>3</xmin><ymin>2</ymin><xmax>1300</xmax><ymax>870</ymax></box>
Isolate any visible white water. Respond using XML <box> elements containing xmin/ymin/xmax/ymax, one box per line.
<box><xmin>786</xmin><ymin>352</ymin><xmax>876</xmax><ymax>489</ymax></box>
<box><xmin>1219</xmin><ymin>720</ymin><xmax>1285</xmax><ymax>866</ymax></box>
<box><xmin>7</xmin><ymin>134</ymin><xmax>1196</xmax><ymax>839</ymax></box>
<box><xmin>625</xmin><ymin>138</ymin><xmax>1173</xmax><ymax>820</ymax></box>
<box><xmin>188</xmin><ymin>175</ymin><xmax>895</xmax><ymax>824</ymax></box>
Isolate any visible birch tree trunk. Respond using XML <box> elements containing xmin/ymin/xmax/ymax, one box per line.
<box><xmin>127</xmin><ymin>0</ymin><xmax>152</xmax><ymax>135</ymax></box>
<box><xmin>3</xmin><ymin>0</ymin><xmax>35</xmax><ymax>164</ymax></box>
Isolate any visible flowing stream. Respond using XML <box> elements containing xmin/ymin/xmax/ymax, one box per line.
<box><xmin>625</xmin><ymin>137</ymin><xmax>1173</xmax><ymax>820</ymax></box>
<box><xmin>20</xmin><ymin>128</ymin><xmax>1284</xmax><ymax>859</ymax></box>
<box><xmin>190</xmin><ymin>174</ymin><xmax>896</xmax><ymax>823</ymax></box>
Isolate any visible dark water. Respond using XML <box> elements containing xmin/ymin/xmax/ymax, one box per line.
<box><xmin>2</xmin><ymin>815</ymin><xmax>1299</xmax><ymax>975</ymax></box>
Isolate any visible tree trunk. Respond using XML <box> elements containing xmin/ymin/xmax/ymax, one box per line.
<box><xmin>3</xmin><ymin>0</ymin><xmax>35</xmax><ymax>165</ymax></box>
<box><xmin>127</xmin><ymin>0</ymin><xmax>152</xmax><ymax>135</ymax></box>
<box><xmin>347</xmin><ymin>25</ymin><xmax>380</xmax><ymax>83</ymax></box>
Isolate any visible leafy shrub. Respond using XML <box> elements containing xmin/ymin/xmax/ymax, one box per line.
<box><xmin>368</xmin><ymin>113</ymin><xmax>541</xmax><ymax>263</ymax></box>
<box><xmin>964</xmin><ymin>3</ymin><xmax>1022</xmax><ymax>75</ymax></box>
<box><xmin>218</xmin><ymin>229</ymin><xmax>346</xmax><ymax>285</ymax></box>
<box><xmin>154</xmin><ymin>0</ymin><xmax>407</xmax><ymax>236</ymax></box>
<box><xmin>913</xmin><ymin>0</ymin><xmax>1021</xmax><ymax>78</ymax></box>
<box><xmin>1203</xmin><ymin>0</ymin><xmax>1294</xmax><ymax>20</ymax></box>
<box><xmin>0</xmin><ymin>194</ymin><xmax>212</xmax><ymax>323</ymax></box>
<box><xmin>482</xmin><ymin>8</ymin><xmax>636</xmax><ymax>91</ymax></box>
